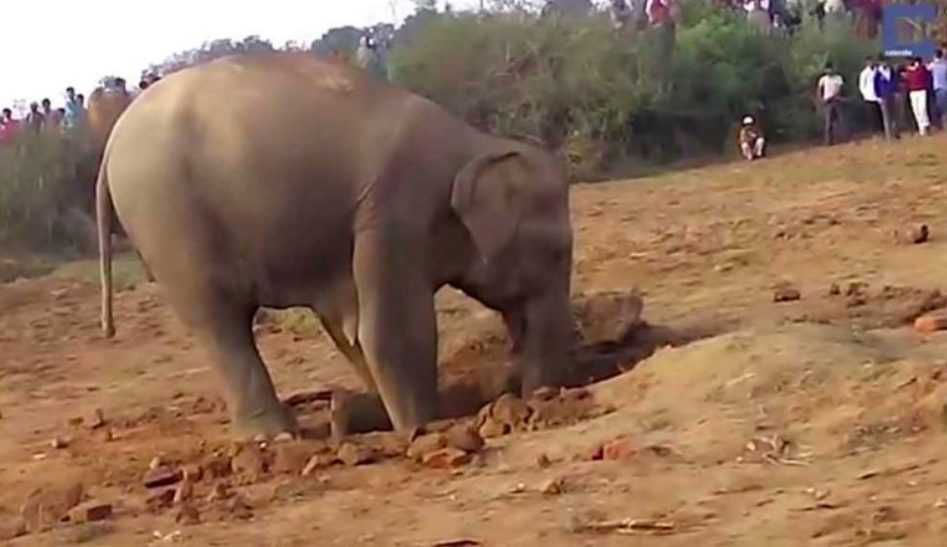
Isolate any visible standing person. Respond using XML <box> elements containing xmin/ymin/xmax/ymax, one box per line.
<box><xmin>817</xmin><ymin>63</ymin><xmax>845</xmax><ymax>145</ymax></box>
<box><xmin>355</xmin><ymin>32</ymin><xmax>388</xmax><ymax>81</ymax></box>
<box><xmin>41</xmin><ymin>98</ymin><xmax>61</xmax><ymax>132</ymax></box>
<box><xmin>63</xmin><ymin>86</ymin><xmax>86</xmax><ymax>131</ymax></box>
<box><xmin>928</xmin><ymin>49</ymin><xmax>947</xmax><ymax>128</ymax></box>
<box><xmin>610</xmin><ymin>0</ymin><xmax>633</xmax><ymax>30</ymax></box>
<box><xmin>858</xmin><ymin>56</ymin><xmax>882</xmax><ymax>135</ymax></box>
<box><xmin>0</xmin><ymin>107</ymin><xmax>20</xmax><ymax>145</ymax></box>
<box><xmin>874</xmin><ymin>55</ymin><xmax>900</xmax><ymax>140</ymax></box>
<box><xmin>904</xmin><ymin>56</ymin><xmax>932</xmax><ymax>135</ymax></box>
<box><xmin>746</xmin><ymin>0</ymin><xmax>772</xmax><ymax>34</ymax></box>
<box><xmin>24</xmin><ymin>102</ymin><xmax>45</xmax><ymax>134</ymax></box>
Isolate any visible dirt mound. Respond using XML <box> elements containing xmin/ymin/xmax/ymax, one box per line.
<box><xmin>584</xmin><ymin>324</ymin><xmax>947</xmax><ymax>461</ymax></box>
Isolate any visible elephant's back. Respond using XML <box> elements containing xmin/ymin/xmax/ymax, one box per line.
<box><xmin>103</xmin><ymin>51</ymin><xmax>427</xmax><ymax>302</ymax></box>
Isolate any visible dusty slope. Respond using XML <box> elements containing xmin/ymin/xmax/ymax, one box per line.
<box><xmin>1</xmin><ymin>135</ymin><xmax>947</xmax><ymax>546</ymax></box>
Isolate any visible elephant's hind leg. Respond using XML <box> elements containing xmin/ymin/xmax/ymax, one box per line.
<box><xmin>168</xmin><ymin>287</ymin><xmax>298</xmax><ymax>440</ymax></box>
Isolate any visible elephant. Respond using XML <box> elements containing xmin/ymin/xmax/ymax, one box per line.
<box><xmin>96</xmin><ymin>51</ymin><xmax>575</xmax><ymax>441</ymax></box>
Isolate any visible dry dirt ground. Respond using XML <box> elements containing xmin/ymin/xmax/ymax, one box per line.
<box><xmin>3</xmin><ymin>135</ymin><xmax>947</xmax><ymax>546</ymax></box>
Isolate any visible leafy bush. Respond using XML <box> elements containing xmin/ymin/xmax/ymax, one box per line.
<box><xmin>391</xmin><ymin>7</ymin><xmax>877</xmax><ymax>170</ymax></box>
<box><xmin>0</xmin><ymin>131</ymin><xmax>96</xmax><ymax>253</ymax></box>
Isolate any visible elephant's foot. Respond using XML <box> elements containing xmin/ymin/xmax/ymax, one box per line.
<box><xmin>230</xmin><ymin>402</ymin><xmax>299</xmax><ymax>441</ymax></box>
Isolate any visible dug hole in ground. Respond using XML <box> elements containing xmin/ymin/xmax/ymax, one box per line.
<box><xmin>1</xmin><ymin>135</ymin><xmax>947</xmax><ymax>546</ymax></box>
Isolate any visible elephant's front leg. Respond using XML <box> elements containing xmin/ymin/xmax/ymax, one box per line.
<box><xmin>317</xmin><ymin>315</ymin><xmax>378</xmax><ymax>393</ymax></box>
<box><xmin>352</xmin><ymin>228</ymin><xmax>439</xmax><ymax>432</ymax></box>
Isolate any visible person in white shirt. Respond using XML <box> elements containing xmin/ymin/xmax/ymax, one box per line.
<box><xmin>858</xmin><ymin>56</ymin><xmax>882</xmax><ymax>136</ymax></box>
<box><xmin>817</xmin><ymin>63</ymin><xmax>844</xmax><ymax>145</ymax></box>
<box><xmin>928</xmin><ymin>49</ymin><xmax>947</xmax><ymax>128</ymax></box>
<box><xmin>824</xmin><ymin>0</ymin><xmax>844</xmax><ymax>14</ymax></box>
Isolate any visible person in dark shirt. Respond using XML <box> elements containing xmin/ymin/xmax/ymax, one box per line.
<box><xmin>873</xmin><ymin>55</ymin><xmax>900</xmax><ymax>140</ymax></box>
<box><xmin>24</xmin><ymin>102</ymin><xmax>45</xmax><ymax>134</ymax></box>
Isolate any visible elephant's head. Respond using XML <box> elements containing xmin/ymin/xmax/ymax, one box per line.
<box><xmin>451</xmin><ymin>145</ymin><xmax>575</xmax><ymax>396</ymax></box>
<box><xmin>87</xmin><ymin>87</ymin><xmax>133</xmax><ymax>155</ymax></box>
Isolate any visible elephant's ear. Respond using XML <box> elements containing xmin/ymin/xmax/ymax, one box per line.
<box><xmin>451</xmin><ymin>151</ymin><xmax>527</xmax><ymax>263</ymax></box>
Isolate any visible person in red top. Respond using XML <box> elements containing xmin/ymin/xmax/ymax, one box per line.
<box><xmin>0</xmin><ymin>108</ymin><xmax>20</xmax><ymax>145</ymax></box>
<box><xmin>904</xmin><ymin>56</ymin><xmax>932</xmax><ymax>135</ymax></box>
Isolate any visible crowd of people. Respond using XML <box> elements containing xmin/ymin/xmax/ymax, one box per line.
<box><xmin>3</xmin><ymin>1</ymin><xmax>943</xmax><ymax>165</ymax></box>
<box><xmin>0</xmin><ymin>86</ymin><xmax>88</xmax><ymax>145</ymax></box>
<box><xmin>0</xmin><ymin>74</ymin><xmax>162</xmax><ymax>148</ymax></box>
<box><xmin>819</xmin><ymin>50</ymin><xmax>947</xmax><ymax>144</ymax></box>
<box><xmin>737</xmin><ymin>49</ymin><xmax>947</xmax><ymax>162</ymax></box>
<box><xmin>607</xmin><ymin>0</ymin><xmax>880</xmax><ymax>38</ymax></box>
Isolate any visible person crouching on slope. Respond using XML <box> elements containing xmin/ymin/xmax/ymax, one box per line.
<box><xmin>739</xmin><ymin>116</ymin><xmax>766</xmax><ymax>161</ymax></box>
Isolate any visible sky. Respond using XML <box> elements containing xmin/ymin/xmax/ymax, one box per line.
<box><xmin>0</xmin><ymin>0</ymin><xmax>478</xmax><ymax>111</ymax></box>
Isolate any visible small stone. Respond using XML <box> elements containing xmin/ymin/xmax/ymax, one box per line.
<box><xmin>272</xmin><ymin>443</ymin><xmax>318</xmax><ymax>474</ymax></box>
<box><xmin>562</xmin><ymin>387</ymin><xmax>591</xmax><ymax>401</ymax></box>
<box><xmin>541</xmin><ymin>477</ymin><xmax>565</xmax><ymax>495</ymax></box>
<box><xmin>407</xmin><ymin>433</ymin><xmax>447</xmax><ymax>461</ymax></box>
<box><xmin>530</xmin><ymin>386</ymin><xmax>559</xmax><ymax>402</ymax></box>
<box><xmin>585</xmin><ymin>444</ymin><xmax>604</xmax><ymax>461</ymax></box>
<box><xmin>915</xmin><ymin>312</ymin><xmax>947</xmax><ymax>334</ymax></box>
<box><xmin>230</xmin><ymin>443</ymin><xmax>267</xmax><ymax>480</ymax></box>
<box><xmin>68</xmin><ymin>501</ymin><xmax>112</xmax><ymax>523</ymax></box>
<box><xmin>773</xmin><ymin>287</ymin><xmax>801</xmax><ymax>303</ymax></box>
<box><xmin>572</xmin><ymin>290</ymin><xmax>644</xmax><ymax>343</ymax></box>
<box><xmin>182</xmin><ymin>464</ymin><xmax>203</xmax><ymax>482</ymax></box>
<box><xmin>148</xmin><ymin>456</ymin><xmax>164</xmax><ymax>470</ymax></box>
<box><xmin>283</xmin><ymin>389</ymin><xmax>333</xmax><ymax>407</ymax></box>
<box><xmin>51</xmin><ymin>437</ymin><xmax>69</xmax><ymax>449</ymax></box>
<box><xmin>536</xmin><ymin>453</ymin><xmax>552</xmax><ymax>468</ymax></box>
<box><xmin>337</xmin><ymin>442</ymin><xmax>375</xmax><ymax>466</ymax></box>
<box><xmin>20</xmin><ymin>482</ymin><xmax>84</xmax><ymax>532</ymax></box>
<box><xmin>273</xmin><ymin>432</ymin><xmax>295</xmax><ymax>443</ymax></box>
<box><xmin>422</xmin><ymin>448</ymin><xmax>471</xmax><ymax>469</ymax></box>
<box><xmin>360</xmin><ymin>432</ymin><xmax>410</xmax><ymax>458</ymax></box>
<box><xmin>203</xmin><ymin>455</ymin><xmax>232</xmax><ymax>479</ymax></box>
<box><xmin>828</xmin><ymin>283</ymin><xmax>841</xmax><ymax>296</ymax></box>
<box><xmin>602</xmin><ymin>436</ymin><xmax>637</xmax><ymax>461</ymax></box>
<box><xmin>173</xmin><ymin>480</ymin><xmax>193</xmax><ymax>504</ymax></box>
<box><xmin>146</xmin><ymin>488</ymin><xmax>176</xmax><ymax>511</ymax></box>
<box><xmin>302</xmin><ymin>453</ymin><xmax>338</xmax><ymax>476</ymax></box>
<box><xmin>846</xmin><ymin>282</ymin><xmax>867</xmax><ymax>296</ymax></box>
<box><xmin>175</xmin><ymin>504</ymin><xmax>201</xmax><ymax>525</ymax></box>
<box><xmin>143</xmin><ymin>466</ymin><xmax>182</xmax><ymax>489</ymax></box>
<box><xmin>205</xmin><ymin>483</ymin><xmax>232</xmax><ymax>503</ymax></box>
<box><xmin>478</xmin><ymin>418</ymin><xmax>509</xmax><ymax>439</ymax></box>
<box><xmin>227</xmin><ymin>495</ymin><xmax>254</xmax><ymax>520</ymax></box>
<box><xmin>490</xmin><ymin>394</ymin><xmax>532</xmax><ymax>428</ymax></box>
<box><xmin>446</xmin><ymin>425</ymin><xmax>485</xmax><ymax>453</ymax></box>
<box><xmin>895</xmin><ymin>225</ymin><xmax>929</xmax><ymax>245</ymax></box>
<box><xmin>86</xmin><ymin>409</ymin><xmax>105</xmax><ymax>430</ymax></box>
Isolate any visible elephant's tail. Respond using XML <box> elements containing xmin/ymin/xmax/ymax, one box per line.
<box><xmin>96</xmin><ymin>158</ymin><xmax>116</xmax><ymax>338</ymax></box>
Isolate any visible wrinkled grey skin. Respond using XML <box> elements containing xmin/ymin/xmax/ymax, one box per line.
<box><xmin>97</xmin><ymin>52</ymin><xmax>574</xmax><ymax>440</ymax></box>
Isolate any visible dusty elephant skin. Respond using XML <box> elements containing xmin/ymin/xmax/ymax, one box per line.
<box><xmin>95</xmin><ymin>52</ymin><xmax>575</xmax><ymax>441</ymax></box>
